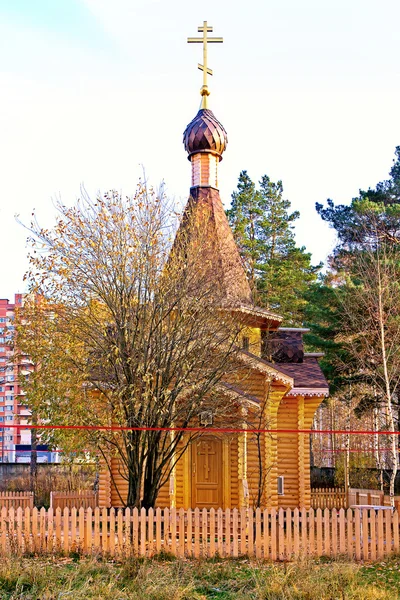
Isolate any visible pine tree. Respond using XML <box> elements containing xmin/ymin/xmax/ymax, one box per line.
<box><xmin>226</xmin><ymin>171</ymin><xmax>263</xmax><ymax>289</ymax></box>
<box><xmin>313</xmin><ymin>146</ymin><xmax>400</xmax><ymax>502</ymax></box>
<box><xmin>227</xmin><ymin>170</ymin><xmax>320</xmax><ymax>325</ymax></box>
<box><xmin>316</xmin><ymin>145</ymin><xmax>400</xmax><ymax>259</ymax></box>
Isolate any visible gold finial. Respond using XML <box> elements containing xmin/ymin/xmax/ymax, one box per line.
<box><xmin>187</xmin><ymin>21</ymin><xmax>223</xmax><ymax>109</ymax></box>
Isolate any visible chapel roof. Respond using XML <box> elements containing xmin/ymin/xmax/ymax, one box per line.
<box><xmin>183</xmin><ymin>109</ymin><xmax>228</xmax><ymax>160</ymax></box>
<box><xmin>239</xmin><ymin>350</ymin><xmax>328</xmax><ymax>397</ymax></box>
<box><xmin>177</xmin><ymin>186</ymin><xmax>254</xmax><ymax>307</ymax></box>
<box><xmin>219</xmin><ymin>381</ymin><xmax>261</xmax><ymax>407</ymax></box>
<box><xmin>238</xmin><ymin>349</ymin><xmax>294</xmax><ymax>387</ymax></box>
<box><xmin>265</xmin><ymin>356</ymin><xmax>329</xmax><ymax>396</ymax></box>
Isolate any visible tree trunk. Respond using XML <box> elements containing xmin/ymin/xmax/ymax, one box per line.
<box><xmin>30</xmin><ymin>423</ymin><xmax>37</xmax><ymax>495</ymax></box>
<box><xmin>344</xmin><ymin>400</ymin><xmax>350</xmax><ymax>504</ymax></box>
<box><xmin>377</xmin><ymin>262</ymin><xmax>398</xmax><ymax>507</ymax></box>
<box><xmin>142</xmin><ymin>458</ymin><xmax>163</xmax><ymax>509</ymax></box>
<box><xmin>373</xmin><ymin>402</ymin><xmax>384</xmax><ymax>492</ymax></box>
<box><xmin>126</xmin><ymin>471</ymin><xmax>142</xmax><ymax>508</ymax></box>
<box><xmin>125</xmin><ymin>443</ymin><xmax>142</xmax><ymax>509</ymax></box>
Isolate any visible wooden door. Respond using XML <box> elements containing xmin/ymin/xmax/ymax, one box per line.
<box><xmin>191</xmin><ymin>437</ymin><xmax>223</xmax><ymax>508</ymax></box>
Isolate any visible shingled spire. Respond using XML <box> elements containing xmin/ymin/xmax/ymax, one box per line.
<box><xmin>178</xmin><ymin>186</ymin><xmax>253</xmax><ymax>307</ymax></box>
<box><xmin>174</xmin><ymin>21</ymin><xmax>253</xmax><ymax>307</ymax></box>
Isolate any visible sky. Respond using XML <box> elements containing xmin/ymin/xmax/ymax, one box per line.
<box><xmin>0</xmin><ymin>0</ymin><xmax>399</xmax><ymax>300</ymax></box>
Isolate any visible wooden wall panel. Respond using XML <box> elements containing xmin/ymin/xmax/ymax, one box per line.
<box><xmin>242</xmin><ymin>327</ymin><xmax>262</xmax><ymax>357</ymax></box>
<box><xmin>225</xmin><ymin>367</ymin><xmax>268</xmax><ymax>401</ymax></box>
<box><xmin>98</xmin><ymin>463</ymin><xmax>111</xmax><ymax>508</ymax></box>
<box><xmin>302</xmin><ymin>396</ymin><xmax>325</xmax><ymax>508</ymax></box>
<box><xmin>156</xmin><ymin>480</ymin><xmax>170</xmax><ymax>508</ymax></box>
<box><xmin>264</xmin><ymin>385</ymin><xmax>287</xmax><ymax>508</ymax></box>
<box><xmin>175</xmin><ymin>438</ymin><xmax>185</xmax><ymax>509</ymax></box>
<box><xmin>297</xmin><ymin>395</ymin><xmax>306</xmax><ymax>507</ymax></box>
<box><xmin>247</xmin><ymin>430</ymin><xmax>265</xmax><ymax>508</ymax></box>
<box><xmin>110</xmin><ymin>457</ymin><xmax>128</xmax><ymax>507</ymax></box>
<box><xmin>277</xmin><ymin>396</ymin><xmax>299</xmax><ymax>508</ymax></box>
<box><xmin>229</xmin><ymin>437</ymin><xmax>239</xmax><ymax>507</ymax></box>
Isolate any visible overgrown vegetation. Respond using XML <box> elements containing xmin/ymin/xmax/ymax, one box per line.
<box><xmin>0</xmin><ymin>464</ymin><xmax>97</xmax><ymax>508</ymax></box>
<box><xmin>0</xmin><ymin>555</ymin><xmax>398</xmax><ymax>599</ymax></box>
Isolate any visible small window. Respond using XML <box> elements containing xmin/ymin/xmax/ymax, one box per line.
<box><xmin>277</xmin><ymin>476</ymin><xmax>285</xmax><ymax>496</ymax></box>
<box><xmin>242</xmin><ymin>337</ymin><xmax>250</xmax><ymax>351</ymax></box>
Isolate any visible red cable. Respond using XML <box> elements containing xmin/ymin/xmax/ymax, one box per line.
<box><xmin>5</xmin><ymin>423</ymin><xmax>400</xmax><ymax>435</ymax></box>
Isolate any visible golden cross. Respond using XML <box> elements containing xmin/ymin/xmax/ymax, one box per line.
<box><xmin>187</xmin><ymin>21</ymin><xmax>223</xmax><ymax>109</ymax></box>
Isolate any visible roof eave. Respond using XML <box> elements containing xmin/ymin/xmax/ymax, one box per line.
<box><xmin>285</xmin><ymin>387</ymin><xmax>329</xmax><ymax>398</ymax></box>
<box><xmin>237</xmin><ymin>350</ymin><xmax>294</xmax><ymax>387</ymax></box>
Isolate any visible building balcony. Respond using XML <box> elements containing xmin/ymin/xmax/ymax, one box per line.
<box><xmin>19</xmin><ymin>410</ymin><xmax>31</xmax><ymax>417</ymax></box>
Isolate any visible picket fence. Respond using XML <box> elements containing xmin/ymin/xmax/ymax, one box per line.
<box><xmin>311</xmin><ymin>488</ymin><xmax>390</xmax><ymax>510</ymax></box>
<box><xmin>311</xmin><ymin>488</ymin><xmax>347</xmax><ymax>509</ymax></box>
<box><xmin>50</xmin><ymin>491</ymin><xmax>98</xmax><ymax>511</ymax></box>
<box><xmin>0</xmin><ymin>492</ymin><xmax>34</xmax><ymax>510</ymax></box>
<box><xmin>349</xmin><ymin>489</ymin><xmax>385</xmax><ymax>507</ymax></box>
<box><xmin>0</xmin><ymin>506</ymin><xmax>399</xmax><ymax>561</ymax></box>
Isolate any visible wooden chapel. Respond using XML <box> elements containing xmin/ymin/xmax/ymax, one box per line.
<box><xmin>98</xmin><ymin>22</ymin><xmax>329</xmax><ymax>510</ymax></box>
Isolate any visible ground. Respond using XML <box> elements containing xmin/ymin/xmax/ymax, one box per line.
<box><xmin>0</xmin><ymin>555</ymin><xmax>399</xmax><ymax>599</ymax></box>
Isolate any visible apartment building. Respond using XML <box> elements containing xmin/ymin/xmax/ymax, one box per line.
<box><xmin>0</xmin><ymin>294</ymin><xmax>58</xmax><ymax>463</ymax></box>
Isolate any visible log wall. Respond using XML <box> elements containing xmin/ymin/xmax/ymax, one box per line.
<box><xmin>277</xmin><ymin>396</ymin><xmax>300</xmax><ymax>507</ymax></box>
<box><xmin>97</xmin><ymin>377</ymin><xmax>324</xmax><ymax>510</ymax></box>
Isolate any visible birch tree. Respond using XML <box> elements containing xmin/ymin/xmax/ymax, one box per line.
<box><xmin>336</xmin><ymin>206</ymin><xmax>400</xmax><ymax>504</ymax></box>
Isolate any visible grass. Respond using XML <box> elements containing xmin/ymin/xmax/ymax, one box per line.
<box><xmin>0</xmin><ymin>554</ymin><xmax>399</xmax><ymax>599</ymax></box>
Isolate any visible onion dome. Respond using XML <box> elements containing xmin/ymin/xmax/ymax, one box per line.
<box><xmin>183</xmin><ymin>108</ymin><xmax>228</xmax><ymax>161</ymax></box>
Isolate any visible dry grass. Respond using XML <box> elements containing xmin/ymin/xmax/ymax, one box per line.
<box><xmin>0</xmin><ymin>554</ymin><xmax>399</xmax><ymax>600</ymax></box>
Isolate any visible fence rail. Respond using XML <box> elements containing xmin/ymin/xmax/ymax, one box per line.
<box><xmin>50</xmin><ymin>491</ymin><xmax>98</xmax><ymax>511</ymax></box>
<box><xmin>0</xmin><ymin>492</ymin><xmax>34</xmax><ymax>510</ymax></box>
<box><xmin>0</xmin><ymin>506</ymin><xmax>399</xmax><ymax>560</ymax></box>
